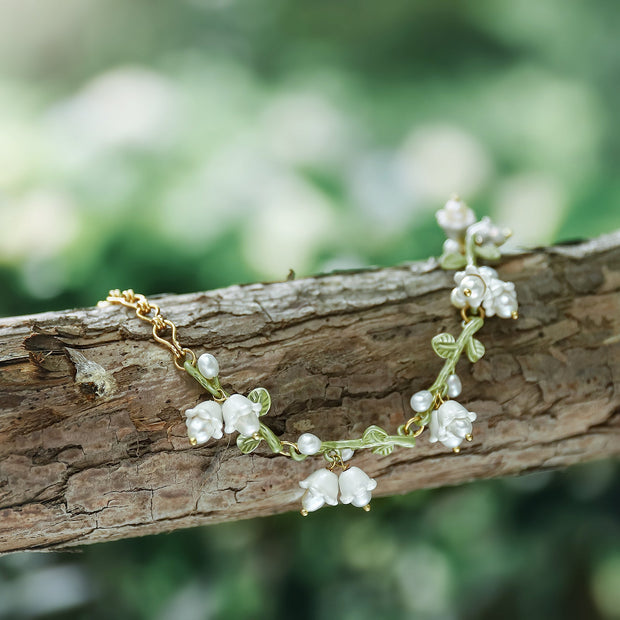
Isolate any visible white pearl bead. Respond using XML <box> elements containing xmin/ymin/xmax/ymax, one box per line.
<box><xmin>447</xmin><ymin>374</ymin><xmax>462</xmax><ymax>398</ymax></box>
<box><xmin>410</xmin><ymin>390</ymin><xmax>433</xmax><ymax>413</ymax></box>
<box><xmin>197</xmin><ymin>353</ymin><xmax>219</xmax><ymax>379</ymax></box>
<box><xmin>297</xmin><ymin>433</ymin><xmax>322</xmax><ymax>455</ymax></box>
<box><xmin>340</xmin><ymin>448</ymin><xmax>354</xmax><ymax>462</ymax></box>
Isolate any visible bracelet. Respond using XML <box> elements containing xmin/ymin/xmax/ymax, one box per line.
<box><xmin>100</xmin><ymin>197</ymin><xmax>518</xmax><ymax>516</ymax></box>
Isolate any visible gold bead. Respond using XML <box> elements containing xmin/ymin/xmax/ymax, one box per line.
<box><xmin>189</xmin><ymin>437</ymin><xmax>197</xmax><ymax>446</ymax></box>
<box><xmin>453</xmin><ymin>446</ymin><xmax>461</xmax><ymax>454</ymax></box>
<box><xmin>465</xmin><ymin>434</ymin><xmax>473</xmax><ymax>442</ymax></box>
<box><xmin>363</xmin><ymin>504</ymin><xmax>371</xmax><ymax>512</ymax></box>
<box><xmin>512</xmin><ymin>310</ymin><xmax>519</xmax><ymax>320</ymax></box>
<box><xmin>463</xmin><ymin>288</ymin><xmax>472</xmax><ymax>297</ymax></box>
<box><xmin>300</xmin><ymin>509</ymin><xmax>309</xmax><ymax>517</ymax></box>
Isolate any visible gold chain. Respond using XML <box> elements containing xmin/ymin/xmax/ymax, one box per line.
<box><xmin>104</xmin><ymin>289</ymin><xmax>197</xmax><ymax>371</ymax></box>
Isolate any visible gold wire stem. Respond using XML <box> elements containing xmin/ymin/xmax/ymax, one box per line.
<box><xmin>279</xmin><ymin>440</ymin><xmax>301</xmax><ymax>458</ymax></box>
<box><xmin>103</xmin><ymin>289</ymin><xmax>196</xmax><ymax>371</ymax></box>
<box><xmin>326</xmin><ymin>452</ymin><xmax>349</xmax><ymax>471</ymax></box>
<box><xmin>461</xmin><ymin>306</ymin><xmax>485</xmax><ymax>323</ymax></box>
<box><xmin>402</xmin><ymin>414</ymin><xmax>426</xmax><ymax>437</ymax></box>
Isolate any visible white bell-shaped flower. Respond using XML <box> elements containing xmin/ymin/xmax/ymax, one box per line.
<box><xmin>299</xmin><ymin>468</ymin><xmax>339</xmax><ymax>513</ymax></box>
<box><xmin>338</xmin><ymin>466</ymin><xmax>377</xmax><ymax>508</ymax></box>
<box><xmin>429</xmin><ymin>401</ymin><xmax>477</xmax><ymax>449</ymax></box>
<box><xmin>184</xmin><ymin>401</ymin><xmax>223</xmax><ymax>445</ymax></box>
<box><xmin>436</xmin><ymin>197</ymin><xmax>476</xmax><ymax>240</ymax></box>
<box><xmin>222</xmin><ymin>394</ymin><xmax>262</xmax><ymax>436</ymax></box>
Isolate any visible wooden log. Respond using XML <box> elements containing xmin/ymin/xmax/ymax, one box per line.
<box><xmin>1</xmin><ymin>233</ymin><xmax>619</xmax><ymax>553</ymax></box>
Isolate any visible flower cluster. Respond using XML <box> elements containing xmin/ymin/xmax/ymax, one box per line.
<box><xmin>184</xmin><ymin>353</ymin><xmax>263</xmax><ymax>445</ymax></box>
<box><xmin>299</xmin><ymin>466</ymin><xmax>377</xmax><ymax>514</ymax></box>
<box><xmin>451</xmin><ymin>265</ymin><xmax>518</xmax><ymax>319</ymax></box>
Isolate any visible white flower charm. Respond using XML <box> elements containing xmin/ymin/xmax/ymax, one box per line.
<box><xmin>222</xmin><ymin>394</ymin><xmax>262</xmax><ymax>436</ymax></box>
<box><xmin>450</xmin><ymin>265</ymin><xmax>495</xmax><ymax>309</ymax></box>
<box><xmin>436</xmin><ymin>197</ymin><xmax>476</xmax><ymax>240</ymax></box>
<box><xmin>451</xmin><ymin>265</ymin><xmax>518</xmax><ymax>319</ymax></box>
<box><xmin>338</xmin><ymin>466</ymin><xmax>377</xmax><ymax>509</ymax></box>
<box><xmin>429</xmin><ymin>401</ymin><xmax>477</xmax><ymax>450</ymax></box>
<box><xmin>185</xmin><ymin>401</ymin><xmax>223</xmax><ymax>445</ymax></box>
<box><xmin>299</xmin><ymin>468</ymin><xmax>339</xmax><ymax>514</ymax></box>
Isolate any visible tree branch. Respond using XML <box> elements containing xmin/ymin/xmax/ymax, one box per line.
<box><xmin>1</xmin><ymin>233</ymin><xmax>619</xmax><ymax>553</ymax></box>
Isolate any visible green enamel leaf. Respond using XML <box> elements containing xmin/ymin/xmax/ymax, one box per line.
<box><xmin>362</xmin><ymin>425</ymin><xmax>389</xmax><ymax>445</ymax></box>
<box><xmin>432</xmin><ymin>333</ymin><xmax>457</xmax><ymax>359</ymax></box>
<box><xmin>248</xmin><ymin>387</ymin><xmax>271</xmax><ymax>416</ymax></box>
<box><xmin>440</xmin><ymin>252</ymin><xmax>467</xmax><ymax>270</ymax></box>
<box><xmin>259</xmin><ymin>422</ymin><xmax>282</xmax><ymax>453</ymax></box>
<box><xmin>372</xmin><ymin>444</ymin><xmax>394</xmax><ymax>456</ymax></box>
<box><xmin>465</xmin><ymin>337</ymin><xmax>485</xmax><ymax>362</ymax></box>
<box><xmin>237</xmin><ymin>434</ymin><xmax>261</xmax><ymax>454</ymax></box>
<box><xmin>475</xmin><ymin>244</ymin><xmax>501</xmax><ymax>261</ymax></box>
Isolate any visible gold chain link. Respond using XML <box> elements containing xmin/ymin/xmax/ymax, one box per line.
<box><xmin>104</xmin><ymin>289</ymin><xmax>197</xmax><ymax>371</ymax></box>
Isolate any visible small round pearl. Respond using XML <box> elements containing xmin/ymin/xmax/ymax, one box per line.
<box><xmin>446</xmin><ymin>374</ymin><xmax>462</xmax><ymax>398</ymax></box>
<box><xmin>340</xmin><ymin>448</ymin><xmax>354</xmax><ymax>461</ymax></box>
<box><xmin>410</xmin><ymin>390</ymin><xmax>433</xmax><ymax>413</ymax></box>
<box><xmin>198</xmin><ymin>353</ymin><xmax>219</xmax><ymax>379</ymax></box>
<box><xmin>298</xmin><ymin>433</ymin><xmax>322</xmax><ymax>455</ymax></box>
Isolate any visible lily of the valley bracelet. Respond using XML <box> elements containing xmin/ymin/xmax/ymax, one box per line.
<box><xmin>101</xmin><ymin>197</ymin><xmax>518</xmax><ymax>516</ymax></box>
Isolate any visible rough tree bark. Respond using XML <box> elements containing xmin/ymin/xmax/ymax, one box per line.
<box><xmin>1</xmin><ymin>234</ymin><xmax>619</xmax><ymax>554</ymax></box>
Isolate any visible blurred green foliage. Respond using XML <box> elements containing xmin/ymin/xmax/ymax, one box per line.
<box><xmin>0</xmin><ymin>0</ymin><xmax>619</xmax><ymax>618</ymax></box>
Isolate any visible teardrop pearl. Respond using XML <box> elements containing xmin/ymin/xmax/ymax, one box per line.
<box><xmin>410</xmin><ymin>390</ymin><xmax>433</xmax><ymax>413</ymax></box>
<box><xmin>198</xmin><ymin>353</ymin><xmax>220</xmax><ymax>379</ymax></box>
<box><xmin>298</xmin><ymin>433</ymin><xmax>322</xmax><ymax>455</ymax></box>
<box><xmin>447</xmin><ymin>374</ymin><xmax>462</xmax><ymax>398</ymax></box>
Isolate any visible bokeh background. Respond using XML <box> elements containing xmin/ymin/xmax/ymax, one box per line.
<box><xmin>0</xmin><ymin>0</ymin><xmax>619</xmax><ymax>618</ymax></box>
